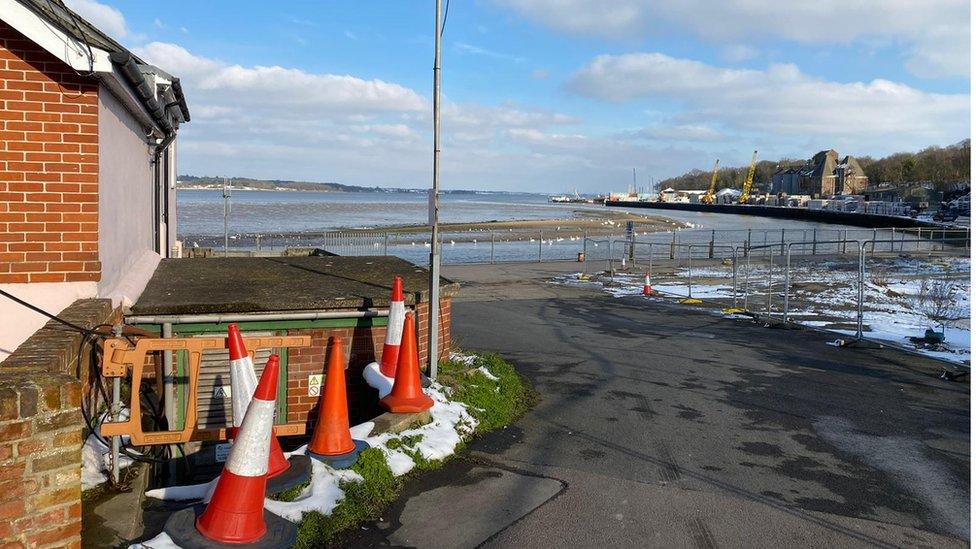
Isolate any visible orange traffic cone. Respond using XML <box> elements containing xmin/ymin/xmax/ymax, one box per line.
<box><xmin>308</xmin><ymin>337</ymin><xmax>367</xmax><ymax>468</ymax></box>
<box><xmin>164</xmin><ymin>358</ymin><xmax>297</xmax><ymax>547</ymax></box>
<box><xmin>227</xmin><ymin>325</ymin><xmax>311</xmax><ymax>494</ymax></box>
<box><xmin>380</xmin><ymin>312</ymin><xmax>434</xmax><ymax>413</ymax></box>
<box><xmin>643</xmin><ymin>274</ymin><xmax>653</xmax><ymax>296</ymax></box>
<box><xmin>379</xmin><ymin>276</ymin><xmax>405</xmax><ymax>378</ymax></box>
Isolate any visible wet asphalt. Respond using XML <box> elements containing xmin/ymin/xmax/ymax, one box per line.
<box><xmin>344</xmin><ymin>264</ymin><xmax>970</xmax><ymax>548</ymax></box>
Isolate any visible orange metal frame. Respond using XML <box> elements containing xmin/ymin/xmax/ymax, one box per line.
<box><xmin>99</xmin><ymin>335</ymin><xmax>311</xmax><ymax>446</ymax></box>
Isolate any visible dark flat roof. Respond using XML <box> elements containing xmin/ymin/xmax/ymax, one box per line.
<box><xmin>130</xmin><ymin>256</ymin><xmax>457</xmax><ymax>315</ymax></box>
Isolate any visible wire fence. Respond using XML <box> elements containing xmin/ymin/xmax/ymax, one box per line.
<box><xmin>590</xmin><ymin>234</ymin><xmax>971</xmax><ymax>360</ymax></box>
<box><xmin>183</xmin><ymin>226</ymin><xmax>970</xmax><ymax>266</ymax></box>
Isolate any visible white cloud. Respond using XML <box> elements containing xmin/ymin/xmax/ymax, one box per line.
<box><xmin>721</xmin><ymin>44</ymin><xmax>759</xmax><ymax>63</ymax></box>
<box><xmin>130</xmin><ymin>42</ymin><xmax>656</xmax><ymax>191</ymax></box>
<box><xmin>633</xmin><ymin>124</ymin><xmax>724</xmax><ymax>142</ymax></box>
<box><xmin>568</xmin><ymin>52</ymin><xmax>969</xmax><ymax>153</ymax></box>
<box><xmin>495</xmin><ymin>0</ymin><xmax>970</xmax><ymax>78</ymax></box>
<box><xmin>455</xmin><ymin>43</ymin><xmax>525</xmax><ymax>63</ymax></box>
<box><xmin>63</xmin><ymin>0</ymin><xmax>128</xmax><ymax>39</ymax></box>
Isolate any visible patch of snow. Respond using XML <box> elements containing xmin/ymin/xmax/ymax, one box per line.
<box><xmin>264</xmin><ymin>461</ymin><xmax>363</xmax><ymax>522</ymax></box>
<box><xmin>82</xmin><ymin>409</ymin><xmax>135</xmax><ymax>490</ymax></box>
<box><xmin>476</xmin><ymin>366</ymin><xmax>499</xmax><ymax>381</ymax></box>
<box><xmin>449</xmin><ymin>351</ymin><xmax>477</xmax><ymax>366</ymax></box>
<box><xmin>129</xmin><ymin>532</ymin><xmax>181</xmax><ymax>548</ymax></box>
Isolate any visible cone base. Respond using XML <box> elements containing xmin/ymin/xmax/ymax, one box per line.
<box><xmin>308</xmin><ymin>438</ymin><xmax>368</xmax><ymax>469</ymax></box>
<box><xmin>379</xmin><ymin>393</ymin><xmax>434</xmax><ymax>413</ymax></box>
<box><xmin>164</xmin><ymin>504</ymin><xmax>296</xmax><ymax>548</ymax></box>
<box><xmin>266</xmin><ymin>454</ymin><xmax>312</xmax><ymax>495</ymax></box>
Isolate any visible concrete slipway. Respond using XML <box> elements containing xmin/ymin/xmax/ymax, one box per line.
<box><xmin>342</xmin><ymin>261</ymin><xmax>969</xmax><ymax>548</ymax></box>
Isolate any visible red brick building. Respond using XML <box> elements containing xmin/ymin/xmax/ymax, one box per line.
<box><xmin>0</xmin><ymin>1</ymin><xmax>188</xmax><ymax>546</ymax></box>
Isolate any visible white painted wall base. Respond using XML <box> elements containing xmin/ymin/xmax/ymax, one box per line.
<box><xmin>0</xmin><ymin>282</ymin><xmax>97</xmax><ymax>362</ymax></box>
<box><xmin>99</xmin><ymin>249</ymin><xmax>161</xmax><ymax>310</ymax></box>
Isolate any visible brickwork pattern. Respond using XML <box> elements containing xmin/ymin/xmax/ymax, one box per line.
<box><xmin>285</xmin><ymin>298</ymin><xmax>453</xmax><ymax>426</ymax></box>
<box><xmin>0</xmin><ymin>299</ymin><xmax>115</xmax><ymax>548</ymax></box>
<box><xmin>0</xmin><ymin>22</ymin><xmax>100</xmax><ymax>284</ymax></box>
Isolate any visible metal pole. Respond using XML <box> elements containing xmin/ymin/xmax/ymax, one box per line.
<box><xmin>582</xmin><ymin>230</ymin><xmax>587</xmax><ymax>260</ymax></box>
<box><xmin>780</xmin><ymin>228</ymin><xmax>785</xmax><ymax>256</ymax></box>
<box><xmin>767</xmin><ymin>246</ymin><xmax>773</xmax><ymax>316</ymax></box>
<box><xmin>648</xmin><ymin>243</ymin><xmax>653</xmax><ymax>282</ymax></box>
<box><xmin>871</xmin><ymin>228</ymin><xmax>877</xmax><ymax>254</ymax></box>
<box><xmin>687</xmin><ymin>244</ymin><xmax>692</xmax><ymax>298</ymax></box>
<box><xmin>783</xmin><ymin>244</ymin><xmax>791</xmax><ymax>323</ymax></box>
<box><xmin>539</xmin><ymin>229</ymin><xmax>543</xmax><ymax>262</ymax></box>
<box><xmin>843</xmin><ymin>229</ymin><xmax>848</xmax><ymax>254</ymax></box>
<box><xmin>732</xmin><ymin>250</ymin><xmax>738</xmax><ymax>309</ymax></box>
<box><xmin>222</xmin><ymin>177</ymin><xmax>231</xmax><ymax>256</ymax></box>
<box><xmin>490</xmin><ymin>231</ymin><xmax>495</xmax><ymax>264</ymax></box>
<box><xmin>111</xmin><ymin>377</ymin><xmax>121</xmax><ymax>484</ymax></box>
<box><xmin>384</xmin><ymin>233</ymin><xmax>389</xmax><ymax>256</ymax></box>
<box><xmin>427</xmin><ymin>0</ymin><xmax>442</xmax><ymax>379</ymax></box>
<box><xmin>743</xmin><ymin>246</ymin><xmax>750</xmax><ymax>311</ymax></box>
<box><xmin>917</xmin><ymin>227</ymin><xmax>922</xmax><ymax>251</ymax></box>
<box><xmin>890</xmin><ymin>227</ymin><xmax>895</xmax><ymax>252</ymax></box>
<box><xmin>670</xmin><ymin>230</ymin><xmax>676</xmax><ymax>259</ymax></box>
<box><xmin>812</xmin><ymin>229</ymin><xmax>817</xmax><ymax>255</ymax></box>
<box><xmin>857</xmin><ymin>244</ymin><xmax>865</xmax><ymax>339</ymax></box>
<box><xmin>709</xmin><ymin>230</ymin><xmax>715</xmax><ymax>258</ymax></box>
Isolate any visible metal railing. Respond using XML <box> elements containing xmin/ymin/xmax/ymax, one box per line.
<box><xmin>181</xmin><ymin>225</ymin><xmax>970</xmax><ymax>265</ymax></box>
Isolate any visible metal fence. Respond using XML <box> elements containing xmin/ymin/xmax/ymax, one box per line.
<box><xmin>184</xmin><ymin>226</ymin><xmax>970</xmax><ymax>266</ymax></box>
<box><xmin>595</xmin><ymin>233</ymin><xmax>970</xmax><ymax>353</ymax></box>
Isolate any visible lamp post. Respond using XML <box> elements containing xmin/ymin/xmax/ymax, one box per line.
<box><xmin>427</xmin><ymin>0</ymin><xmax>443</xmax><ymax>379</ymax></box>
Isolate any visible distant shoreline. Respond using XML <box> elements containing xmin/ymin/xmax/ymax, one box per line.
<box><xmin>175</xmin><ymin>185</ymin><xmax>542</xmax><ymax>196</ymax></box>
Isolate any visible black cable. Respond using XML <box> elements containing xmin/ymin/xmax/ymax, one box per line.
<box><xmin>441</xmin><ymin>0</ymin><xmax>450</xmax><ymax>37</ymax></box>
<box><xmin>50</xmin><ymin>0</ymin><xmax>95</xmax><ymax>76</ymax></box>
<box><xmin>0</xmin><ymin>288</ymin><xmax>109</xmax><ymax>337</ymax></box>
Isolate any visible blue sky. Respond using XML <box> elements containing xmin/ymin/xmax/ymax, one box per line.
<box><xmin>68</xmin><ymin>0</ymin><xmax>971</xmax><ymax>192</ymax></box>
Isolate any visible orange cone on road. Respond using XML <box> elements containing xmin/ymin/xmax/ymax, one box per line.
<box><xmin>227</xmin><ymin>325</ymin><xmax>311</xmax><ymax>494</ymax></box>
<box><xmin>164</xmin><ymin>358</ymin><xmax>296</xmax><ymax>547</ymax></box>
<box><xmin>643</xmin><ymin>274</ymin><xmax>653</xmax><ymax>296</ymax></box>
<box><xmin>308</xmin><ymin>337</ymin><xmax>366</xmax><ymax>468</ymax></box>
<box><xmin>380</xmin><ymin>312</ymin><xmax>434</xmax><ymax>413</ymax></box>
<box><xmin>379</xmin><ymin>276</ymin><xmax>406</xmax><ymax>378</ymax></box>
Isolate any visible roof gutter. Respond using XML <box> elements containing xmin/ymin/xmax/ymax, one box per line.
<box><xmin>109</xmin><ymin>50</ymin><xmax>174</xmax><ymax>136</ymax></box>
<box><xmin>125</xmin><ymin>308</ymin><xmax>393</xmax><ymax>325</ymax></box>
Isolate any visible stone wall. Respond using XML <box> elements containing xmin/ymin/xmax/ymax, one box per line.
<box><xmin>0</xmin><ymin>299</ymin><xmax>115</xmax><ymax>548</ymax></box>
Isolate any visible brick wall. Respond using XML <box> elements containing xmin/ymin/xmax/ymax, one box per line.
<box><xmin>0</xmin><ymin>299</ymin><xmax>115</xmax><ymax>549</ymax></box>
<box><xmin>284</xmin><ymin>297</ymin><xmax>453</xmax><ymax>426</ymax></box>
<box><xmin>0</xmin><ymin>22</ymin><xmax>100</xmax><ymax>284</ymax></box>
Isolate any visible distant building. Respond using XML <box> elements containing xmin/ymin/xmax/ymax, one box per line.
<box><xmin>772</xmin><ymin>149</ymin><xmax>867</xmax><ymax>197</ymax></box>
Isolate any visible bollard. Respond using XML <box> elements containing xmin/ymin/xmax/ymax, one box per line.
<box><xmin>780</xmin><ymin>228</ymin><xmax>786</xmax><ymax>256</ymax></box>
<box><xmin>890</xmin><ymin>227</ymin><xmax>895</xmax><ymax>252</ymax></box>
<box><xmin>709</xmin><ymin>230</ymin><xmax>715</xmax><ymax>259</ymax></box>
<box><xmin>670</xmin><ymin>230</ymin><xmax>676</xmax><ymax>260</ymax></box>
<box><xmin>812</xmin><ymin>229</ymin><xmax>817</xmax><ymax>255</ymax></box>
<box><xmin>843</xmin><ymin>229</ymin><xmax>848</xmax><ymax>254</ymax></box>
<box><xmin>490</xmin><ymin>231</ymin><xmax>495</xmax><ymax>264</ymax></box>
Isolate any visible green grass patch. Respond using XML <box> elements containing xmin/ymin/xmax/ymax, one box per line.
<box><xmin>270</xmin><ymin>478</ymin><xmax>310</xmax><ymax>502</ymax></box>
<box><xmin>294</xmin><ymin>448</ymin><xmax>401</xmax><ymax>548</ymax></box>
<box><xmin>293</xmin><ymin>351</ymin><xmax>532</xmax><ymax>546</ymax></box>
<box><xmin>438</xmin><ymin>352</ymin><xmax>535</xmax><ymax>433</ymax></box>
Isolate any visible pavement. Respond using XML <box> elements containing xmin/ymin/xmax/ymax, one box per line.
<box><xmin>343</xmin><ymin>261</ymin><xmax>970</xmax><ymax>548</ymax></box>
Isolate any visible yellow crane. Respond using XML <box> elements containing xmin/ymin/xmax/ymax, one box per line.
<box><xmin>738</xmin><ymin>150</ymin><xmax>758</xmax><ymax>204</ymax></box>
<box><xmin>701</xmin><ymin>159</ymin><xmax>720</xmax><ymax>205</ymax></box>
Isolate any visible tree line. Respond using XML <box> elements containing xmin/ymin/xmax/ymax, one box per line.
<box><xmin>656</xmin><ymin>140</ymin><xmax>970</xmax><ymax>193</ymax></box>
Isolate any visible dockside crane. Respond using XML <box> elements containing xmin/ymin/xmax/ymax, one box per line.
<box><xmin>701</xmin><ymin>159</ymin><xmax>720</xmax><ymax>205</ymax></box>
<box><xmin>738</xmin><ymin>150</ymin><xmax>758</xmax><ymax>204</ymax></box>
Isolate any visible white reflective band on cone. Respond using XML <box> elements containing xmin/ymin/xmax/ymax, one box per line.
<box><xmin>385</xmin><ymin>301</ymin><xmax>405</xmax><ymax>345</ymax></box>
<box><xmin>225</xmin><ymin>398</ymin><xmax>274</xmax><ymax>477</ymax></box>
<box><xmin>229</xmin><ymin>356</ymin><xmax>258</xmax><ymax>428</ymax></box>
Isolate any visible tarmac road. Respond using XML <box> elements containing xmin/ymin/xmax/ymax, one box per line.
<box><xmin>345</xmin><ymin>263</ymin><xmax>970</xmax><ymax>548</ymax></box>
